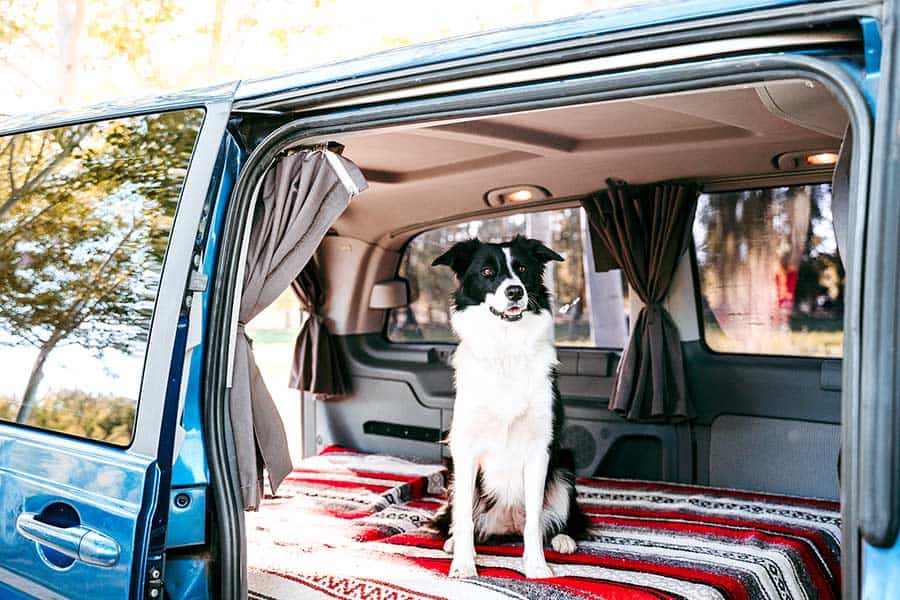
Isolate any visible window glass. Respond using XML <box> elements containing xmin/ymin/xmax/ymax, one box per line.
<box><xmin>0</xmin><ymin>109</ymin><xmax>203</xmax><ymax>444</ymax></box>
<box><xmin>693</xmin><ymin>184</ymin><xmax>844</xmax><ymax>358</ymax></box>
<box><xmin>388</xmin><ymin>207</ymin><xmax>629</xmax><ymax>347</ymax></box>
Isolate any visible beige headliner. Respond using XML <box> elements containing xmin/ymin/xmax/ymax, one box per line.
<box><xmin>332</xmin><ymin>79</ymin><xmax>845</xmax><ymax>251</ymax></box>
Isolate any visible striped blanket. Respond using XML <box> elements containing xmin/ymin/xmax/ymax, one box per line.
<box><xmin>247</xmin><ymin>447</ymin><xmax>840</xmax><ymax>600</ymax></box>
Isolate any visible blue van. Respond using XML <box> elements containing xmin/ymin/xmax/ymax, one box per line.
<box><xmin>1</xmin><ymin>0</ymin><xmax>898</xmax><ymax>598</ymax></box>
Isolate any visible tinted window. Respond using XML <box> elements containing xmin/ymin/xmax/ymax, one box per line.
<box><xmin>693</xmin><ymin>184</ymin><xmax>844</xmax><ymax>358</ymax></box>
<box><xmin>0</xmin><ymin>110</ymin><xmax>203</xmax><ymax>444</ymax></box>
<box><xmin>388</xmin><ymin>207</ymin><xmax>629</xmax><ymax>347</ymax></box>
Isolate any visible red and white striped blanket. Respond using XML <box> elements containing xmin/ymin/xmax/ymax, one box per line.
<box><xmin>247</xmin><ymin>447</ymin><xmax>840</xmax><ymax>600</ymax></box>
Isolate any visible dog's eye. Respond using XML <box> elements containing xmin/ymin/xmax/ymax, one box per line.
<box><xmin>480</xmin><ymin>267</ymin><xmax>496</xmax><ymax>278</ymax></box>
<box><xmin>515</xmin><ymin>264</ymin><xmax>527</xmax><ymax>274</ymax></box>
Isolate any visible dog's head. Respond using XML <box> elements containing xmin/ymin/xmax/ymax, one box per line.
<box><xmin>432</xmin><ymin>236</ymin><xmax>563</xmax><ymax>322</ymax></box>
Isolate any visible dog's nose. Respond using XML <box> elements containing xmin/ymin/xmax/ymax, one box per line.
<box><xmin>505</xmin><ymin>285</ymin><xmax>524</xmax><ymax>302</ymax></box>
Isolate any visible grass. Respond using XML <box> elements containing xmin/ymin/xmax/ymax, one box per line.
<box><xmin>703</xmin><ymin>328</ymin><xmax>844</xmax><ymax>358</ymax></box>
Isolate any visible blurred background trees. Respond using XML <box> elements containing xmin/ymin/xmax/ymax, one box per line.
<box><xmin>693</xmin><ymin>184</ymin><xmax>845</xmax><ymax>357</ymax></box>
<box><xmin>0</xmin><ymin>109</ymin><xmax>201</xmax><ymax>436</ymax></box>
<box><xmin>0</xmin><ymin>0</ymin><xmax>645</xmax><ymax>115</ymax></box>
<box><xmin>390</xmin><ymin>208</ymin><xmax>628</xmax><ymax>347</ymax></box>
<box><xmin>0</xmin><ymin>390</ymin><xmax>135</xmax><ymax>445</ymax></box>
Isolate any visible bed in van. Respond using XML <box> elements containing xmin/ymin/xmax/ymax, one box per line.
<box><xmin>0</xmin><ymin>1</ymin><xmax>898</xmax><ymax>598</ymax></box>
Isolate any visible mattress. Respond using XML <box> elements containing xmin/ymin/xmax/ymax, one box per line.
<box><xmin>247</xmin><ymin>446</ymin><xmax>840</xmax><ymax>600</ymax></box>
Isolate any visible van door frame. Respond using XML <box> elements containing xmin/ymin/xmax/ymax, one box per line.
<box><xmin>859</xmin><ymin>0</ymin><xmax>900</xmax><ymax>561</ymax></box>
<box><xmin>209</xmin><ymin>46</ymin><xmax>872</xmax><ymax>599</ymax></box>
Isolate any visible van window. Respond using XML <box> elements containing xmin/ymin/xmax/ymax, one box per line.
<box><xmin>693</xmin><ymin>183</ymin><xmax>844</xmax><ymax>358</ymax></box>
<box><xmin>388</xmin><ymin>207</ymin><xmax>629</xmax><ymax>347</ymax></box>
<box><xmin>0</xmin><ymin>109</ymin><xmax>203</xmax><ymax>444</ymax></box>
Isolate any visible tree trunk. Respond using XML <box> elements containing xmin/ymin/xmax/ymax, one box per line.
<box><xmin>56</xmin><ymin>0</ymin><xmax>86</xmax><ymax>106</ymax></box>
<box><xmin>16</xmin><ymin>342</ymin><xmax>55</xmax><ymax>424</ymax></box>
<box><xmin>208</xmin><ymin>0</ymin><xmax>226</xmax><ymax>81</ymax></box>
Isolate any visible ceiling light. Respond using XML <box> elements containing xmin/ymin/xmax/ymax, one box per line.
<box><xmin>805</xmin><ymin>152</ymin><xmax>839</xmax><ymax>166</ymax></box>
<box><xmin>484</xmin><ymin>185</ymin><xmax>550</xmax><ymax>207</ymax></box>
<box><xmin>505</xmin><ymin>189</ymin><xmax>534</xmax><ymax>202</ymax></box>
<box><xmin>775</xmin><ymin>150</ymin><xmax>840</xmax><ymax>171</ymax></box>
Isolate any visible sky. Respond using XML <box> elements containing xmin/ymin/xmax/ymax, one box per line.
<box><xmin>0</xmin><ymin>0</ymin><xmax>647</xmax><ymax>116</ymax></box>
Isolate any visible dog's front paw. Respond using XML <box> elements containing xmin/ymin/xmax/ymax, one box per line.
<box><xmin>442</xmin><ymin>536</ymin><xmax>455</xmax><ymax>555</ymax></box>
<box><xmin>523</xmin><ymin>555</ymin><xmax>554</xmax><ymax>579</ymax></box>
<box><xmin>448</xmin><ymin>556</ymin><xmax>477</xmax><ymax>578</ymax></box>
<box><xmin>550</xmin><ymin>533</ymin><xmax>577</xmax><ymax>554</ymax></box>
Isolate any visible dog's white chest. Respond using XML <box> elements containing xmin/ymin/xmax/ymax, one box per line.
<box><xmin>448</xmin><ymin>308</ymin><xmax>558</xmax><ymax>507</ymax></box>
<box><xmin>454</xmin><ymin>353</ymin><xmax>551</xmax><ymax>419</ymax></box>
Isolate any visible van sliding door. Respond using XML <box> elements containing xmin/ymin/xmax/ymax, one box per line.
<box><xmin>0</xmin><ymin>98</ymin><xmax>230</xmax><ymax>599</ymax></box>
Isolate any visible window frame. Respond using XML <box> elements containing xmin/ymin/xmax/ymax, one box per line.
<box><xmin>383</xmin><ymin>203</ymin><xmax>629</xmax><ymax>351</ymax></box>
<box><xmin>689</xmin><ymin>177</ymin><xmax>845</xmax><ymax>361</ymax></box>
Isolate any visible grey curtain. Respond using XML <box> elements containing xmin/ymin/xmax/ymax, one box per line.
<box><xmin>233</xmin><ymin>148</ymin><xmax>367</xmax><ymax>510</ymax></box>
<box><xmin>289</xmin><ymin>257</ymin><xmax>352</xmax><ymax>395</ymax></box>
<box><xmin>581</xmin><ymin>178</ymin><xmax>698</xmax><ymax>421</ymax></box>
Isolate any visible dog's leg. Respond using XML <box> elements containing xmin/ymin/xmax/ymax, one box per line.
<box><xmin>550</xmin><ymin>533</ymin><xmax>577</xmax><ymax>554</ymax></box>
<box><xmin>543</xmin><ymin>472</ymin><xmax>578</xmax><ymax>555</ymax></box>
<box><xmin>448</xmin><ymin>449</ymin><xmax>478</xmax><ymax>578</ymax></box>
<box><xmin>522</xmin><ymin>446</ymin><xmax>553</xmax><ymax>579</ymax></box>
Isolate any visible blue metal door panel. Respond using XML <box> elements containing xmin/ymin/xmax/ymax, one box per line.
<box><xmin>0</xmin><ymin>427</ymin><xmax>153</xmax><ymax>598</ymax></box>
<box><xmin>863</xmin><ymin>544</ymin><xmax>900</xmax><ymax>599</ymax></box>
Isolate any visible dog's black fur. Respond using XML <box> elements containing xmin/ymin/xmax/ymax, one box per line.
<box><xmin>434</xmin><ymin>236</ymin><xmax>560</xmax><ymax>316</ymax></box>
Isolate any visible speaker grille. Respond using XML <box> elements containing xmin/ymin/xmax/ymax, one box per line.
<box><xmin>561</xmin><ymin>424</ymin><xmax>596</xmax><ymax>471</ymax></box>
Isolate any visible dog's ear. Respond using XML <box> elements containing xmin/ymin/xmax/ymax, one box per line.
<box><xmin>432</xmin><ymin>239</ymin><xmax>481</xmax><ymax>276</ymax></box>
<box><xmin>514</xmin><ymin>236</ymin><xmax>564</xmax><ymax>263</ymax></box>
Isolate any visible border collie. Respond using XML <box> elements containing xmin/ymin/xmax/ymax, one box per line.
<box><xmin>428</xmin><ymin>235</ymin><xmax>589</xmax><ymax>579</ymax></box>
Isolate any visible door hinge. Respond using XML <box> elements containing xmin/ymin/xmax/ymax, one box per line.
<box><xmin>188</xmin><ymin>270</ymin><xmax>209</xmax><ymax>293</ymax></box>
<box><xmin>146</xmin><ymin>555</ymin><xmax>164</xmax><ymax>599</ymax></box>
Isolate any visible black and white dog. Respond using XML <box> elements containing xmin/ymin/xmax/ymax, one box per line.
<box><xmin>428</xmin><ymin>235</ymin><xmax>588</xmax><ymax>579</ymax></box>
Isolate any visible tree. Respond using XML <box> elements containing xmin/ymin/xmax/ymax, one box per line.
<box><xmin>0</xmin><ymin>110</ymin><xmax>202</xmax><ymax>423</ymax></box>
<box><xmin>56</xmin><ymin>0</ymin><xmax>86</xmax><ymax>105</ymax></box>
<box><xmin>693</xmin><ymin>184</ymin><xmax>843</xmax><ymax>355</ymax></box>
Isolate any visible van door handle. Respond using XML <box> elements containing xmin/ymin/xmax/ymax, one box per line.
<box><xmin>16</xmin><ymin>512</ymin><xmax>120</xmax><ymax>567</ymax></box>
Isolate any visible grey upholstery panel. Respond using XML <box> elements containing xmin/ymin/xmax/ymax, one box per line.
<box><xmin>709</xmin><ymin>414</ymin><xmax>840</xmax><ymax>500</ymax></box>
<box><xmin>440</xmin><ymin>404</ymin><xmax>692</xmax><ymax>481</ymax></box>
<box><xmin>316</xmin><ymin>377</ymin><xmax>442</xmax><ymax>461</ymax></box>
<box><xmin>331</xmin><ymin>335</ymin><xmax>692</xmax><ymax>484</ymax></box>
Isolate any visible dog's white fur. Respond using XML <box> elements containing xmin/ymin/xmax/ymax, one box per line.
<box><xmin>445</xmin><ymin>254</ymin><xmax>569</xmax><ymax>579</ymax></box>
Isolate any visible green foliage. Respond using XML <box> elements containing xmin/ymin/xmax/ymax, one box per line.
<box><xmin>0</xmin><ymin>390</ymin><xmax>135</xmax><ymax>445</ymax></box>
<box><xmin>86</xmin><ymin>1</ymin><xmax>180</xmax><ymax>69</ymax></box>
<box><xmin>0</xmin><ymin>110</ymin><xmax>201</xmax><ymax>355</ymax></box>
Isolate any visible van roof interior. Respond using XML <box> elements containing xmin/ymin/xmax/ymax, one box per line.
<box><xmin>322</xmin><ymin>78</ymin><xmax>846</xmax><ymax>250</ymax></box>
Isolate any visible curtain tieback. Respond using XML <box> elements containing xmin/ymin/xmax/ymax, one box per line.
<box><xmin>642</xmin><ymin>302</ymin><xmax>667</xmax><ymax>327</ymax></box>
<box><xmin>299</xmin><ymin>313</ymin><xmax>324</xmax><ymax>328</ymax></box>
<box><xmin>236</xmin><ymin>321</ymin><xmax>253</xmax><ymax>347</ymax></box>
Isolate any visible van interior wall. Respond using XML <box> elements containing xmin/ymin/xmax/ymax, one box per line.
<box><xmin>308</xmin><ymin>81</ymin><xmax>845</xmax><ymax>500</ymax></box>
<box><xmin>319</xmin><ymin>235</ymin><xmax>401</xmax><ymax>335</ymax></box>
